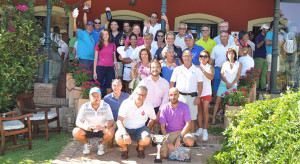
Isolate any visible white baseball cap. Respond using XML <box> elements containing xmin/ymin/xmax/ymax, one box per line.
<box><xmin>260</xmin><ymin>24</ymin><xmax>269</xmax><ymax>30</ymax></box>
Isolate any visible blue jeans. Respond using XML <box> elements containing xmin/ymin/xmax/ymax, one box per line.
<box><xmin>79</xmin><ymin>59</ymin><xmax>94</xmax><ymax>72</ymax></box>
<box><xmin>213</xmin><ymin>67</ymin><xmax>221</xmax><ymax>92</ymax></box>
<box><xmin>115</xmin><ymin>126</ymin><xmax>150</xmax><ymax>142</ymax></box>
<box><xmin>96</xmin><ymin>66</ymin><xmax>115</xmax><ymax>89</ymax></box>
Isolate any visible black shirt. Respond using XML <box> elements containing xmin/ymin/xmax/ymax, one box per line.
<box><xmin>155</xmin><ymin>45</ymin><xmax>182</xmax><ymax>61</ymax></box>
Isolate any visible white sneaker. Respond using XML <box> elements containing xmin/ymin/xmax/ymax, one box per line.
<box><xmin>202</xmin><ymin>130</ymin><xmax>208</xmax><ymax>141</ymax></box>
<box><xmin>97</xmin><ymin>143</ymin><xmax>105</xmax><ymax>156</ymax></box>
<box><xmin>194</xmin><ymin>128</ymin><xmax>203</xmax><ymax>136</ymax></box>
<box><xmin>83</xmin><ymin>142</ymin><xmax>91</xmax><ymax>155</ymax></box>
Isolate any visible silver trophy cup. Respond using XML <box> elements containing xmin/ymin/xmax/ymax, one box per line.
<box><xmin>151</xmin><ymin>134</ymin><xmax>169</xmax><ymax>163</ymax></box>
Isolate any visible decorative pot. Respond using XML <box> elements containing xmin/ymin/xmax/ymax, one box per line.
<box><xmin>66</xmin><ymin>73</ymin><xmax>75</xmax><ymax>99</ymax></box>
<box><xmin>249</xmin><ymin>81</ymin><xmax>257</xmax><ymax>103</ymax></box>
<box><xmin>69</xmin><ymin>87</ymin><xmax>82</xmax><ymax>108</ymax></box>
<box><xmin>75</xmin><ymin>98</ymin><xmax>89</xmax><ymax>117</ymax></box>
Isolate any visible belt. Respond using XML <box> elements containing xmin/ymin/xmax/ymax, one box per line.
<box><xmin>179</xmin><ymin>92</ymin><xmax>197</xmax><ymax>97</ymax></box>
<box><xmin>125</xmin><ymin>66</ymin><xmax>131</xmax><ymax>69</ymax></box>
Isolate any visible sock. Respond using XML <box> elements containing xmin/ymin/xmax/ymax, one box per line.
<box><xmin>203</xmin><ymin>129</ymin><xmax>207</xmax><ymax>132</ymax></box>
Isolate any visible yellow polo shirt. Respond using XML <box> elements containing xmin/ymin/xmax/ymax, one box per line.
<box><xmin>195</xmin><ymin>37</ymin><xmax>216</xmax><ymax>54</ymax></box>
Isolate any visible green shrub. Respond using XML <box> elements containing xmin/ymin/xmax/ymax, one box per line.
<box><xmin>211</xmin><ymin>91</ymin><xmax>300</xmax><ymax>163</ymax></box>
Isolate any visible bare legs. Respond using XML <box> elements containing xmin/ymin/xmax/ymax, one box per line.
<box><xmin>212</xmin><ymin>96</ymin><xmax>223</xmax><ymax>124</ymax></box>
<box><xmin>198</xmin><ymin>100</ymin><xmax>210</xmax><ymax>129</ymax></box>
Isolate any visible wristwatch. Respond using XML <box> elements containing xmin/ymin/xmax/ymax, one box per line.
<box><xmin>177</xmin><ymin>134</ymin><xmax>182</xmax><ymax>139</ymax></box>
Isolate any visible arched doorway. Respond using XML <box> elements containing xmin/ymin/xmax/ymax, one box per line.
<box><xmin>248</xmin><ymin>17</ymin><xmax>273</xmax><ymax>39</ymax></box>
<box><xmin>34</xmin><ymin>6</ymin><xmax>73</xmax><ymax>37</ymax></box>
<box><xmin>174</xmin><ymin>13</ymin><xmax>224</xmax><ymax>39</ymax></box>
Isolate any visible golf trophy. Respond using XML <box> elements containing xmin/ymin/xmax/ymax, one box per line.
<box><xmin>151</xmin><ymin>134</ymin><xmax>169</xmax><ymax>163</ymax></box>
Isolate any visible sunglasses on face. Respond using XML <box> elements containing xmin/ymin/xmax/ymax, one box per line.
<box><xmin>151</xmin><ymin>16</ymin><xmax>158</xmax><ymax>19</ymax></box>
<box><xmin>157</xmin><ymin>34</ymin><xmax>164</xmax><ymax>37</ymax></box>
<box><xmin>202</xmin><ymin>29</ymin><xmax>209</xmax><ymax>32</ymax></box>
<box><xmin>200</xmin><ymin>55</ymin><xmax>208</xmax><ymax>58</ymax></box>
<box><xmin>179</xmin><ymin>28</ymin><xmax>186</xmax><ymax>30</ymax></box>
<box><xmin>94</xmin><ymin>22</ymin><xmax>101</xmax><ymax>24</ymax></box>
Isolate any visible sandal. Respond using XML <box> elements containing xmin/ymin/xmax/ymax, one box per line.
<box><xmin>211</xmin><ymin>120</ymin><xmax>216</xmax><ymax>125</ymax></box>
<box><xmin>121</xmin><ymin>150</ymin><xmax>128</xmax><ymax>159</ymax></box>
<box><xmin>136</xmin><ymin>146</ymin><xmax>145</xmax><ymax>159</ymax></box>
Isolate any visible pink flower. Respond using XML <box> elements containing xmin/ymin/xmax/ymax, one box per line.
<box><xmin>246</xmin><ymin>70</ymin><xmax>250</xmax><ymax>73</ymax></box>
<box><xmin>250</xmin><ymin>80</ymin><xmax>252</xmax><ymax>82</ymax></box>
<box><xmin>234</xmin><ymin>103</ymin><xmax>238</xmax><ymax>106</ymax></box>
<box><xmin>252</xmin><ymin>73</ymin><xmax>255</xmax><ymax>75</ymax></box>
<box><xmin>251</xmin><ymin>67</ymin><xmax>254</xmax><ymax>70</ymax></box>
<box><xmin>245</xmin><ymin>78</ymin><xmax>248</xmax><ymax>81</ymax></box>
<box><xmin>243</xmin><ymin>93</ymin><xmax>246</xmax><ymax>96</ymax></box>
<box><xmin>75</xmin><ymin>64</ymin><xmax>78</xmax><ymax>66</ymax></box>
<box><xmin>257</xmin><ymin>69</ymin><xmax>261</xmax><ymax>73</ymax></box>
<box><xmin>221</xmin><ymin>94</ymin><xmax>224</xmax><ymax>96</ymax></box>
<box><xmin>7</xmin><ymin>26</ymin><xmax>15</xmax><ymax>32</ymax></box>
<box><xmin>225</xmin><ymin>91</ymin><xmax>229</xmax><ymax>95</ymax></box>
<box><xmin>255</xmin><ymin>78</ymin><xmax>257</xmax><ymax>81</ymax></box>
<box><xmin>256</xmin><ymin>74</ymin><xmax>260</xmax><ymax>77</ymax></box>
<box><xmin>16</xmin><ymin>5</ymin><xmax>28</xmax><ymax>12</ymax></box>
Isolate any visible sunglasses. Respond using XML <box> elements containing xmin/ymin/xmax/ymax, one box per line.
<box><xmin>199</xmin><ymin>55</ymin><xmax>208</xmax><ymax>58</ymax></box>
<box><xmin>151</xmin><ymin>16</ymin><xmax>158</xmax><ymax>19</ymax></box>
<box><xmin>179</xmin><ymin>28</ymin><xmax>186</xmax><ymax>30</ymax></box>
<box><xmin>202</xmin><ymin>29</ymin><xmax>209</xmax><ymax>32</ymax></box>
<box><xmin>94</xmin><ymin>22</ymin><xmax>101</xmax><ymax>24</ymax></box>
<box><xmin>157</xmin><ymin>34</ymin><xmax>164</xmax><ymax>37</ymax></box>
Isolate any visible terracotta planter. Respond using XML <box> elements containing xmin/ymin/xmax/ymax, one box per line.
<box><xmin>75</xmin><ymin>98</ymin><xmax>89</xmax><ymax>117</ymax></box>
<box><xmin>249</xmin><ymin>81</ymin><xmax>257</xmax><ymax>103</ymax></box>
<box><xmin>69</xmin><ymin>87</ymin><xmax>83</xmax><ymax>108</ymax></box>
<box><xmin>66</xmin><ymin>73</ymin><xmax>75</xmax><ymax>99</ymax></box>
<box><xmin>224</xmin><ymin>105</ymin><xmax>242</xmax><ymax>128</ymax></box>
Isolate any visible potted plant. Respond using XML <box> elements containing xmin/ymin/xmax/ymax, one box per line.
<box><xmin>66</xmin><ymin>59</ymin><xmax>80</xmax><ymax>98</ymax></box>
<box><xmin>69</xmin><ymin>68</ymin><xmax>93</xmax><ymax>108</ymax></box>
<box><xmin>75</xmin><ymin>81</ymin><xmax>101</xmax><ymax>115</ymax></box>
<box><xmin>239</xmin><ymin>67</ymin><xmax>261</xmax><ymax>103</ymax></box>
<box><xmin>223</xmin><ymin>88</ymin><xmax>247</xmax><ymax>128</ymax></box>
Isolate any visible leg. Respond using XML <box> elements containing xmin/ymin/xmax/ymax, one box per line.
<box><xmin>138</xmin><ymin>137</ymin><xmax>151</xmax><ymax>150</ymax></box>
<box><xmin>101</xmin><ymin>127</ymin><xmax>115</xmax><ymax>145</ymax></box>
<box><xmin>212</xmin><ymin>96</ymin><xmax>222</xmax><ymax>123</ymax></box>
<box><xmin>190</xmin><ymin>120</ymin><xmax>196</xmax><ymax>133</ymax></box>
<box><xmin>266</xmin><ymin>54</ymin><xmax>272</xmax><ymax>89</ymax></box>
<box><xmin>105</xmin><ymin>66</ymin><xmax>115</xmax><ymax>94</ymax></box>
<box><xmin>260</xmin><ymin>59</ymin><xmax>268</xmax><ymax>90</ymax></box>
<box><xmin>254</xmin><ymin>58</ymin><xmax>263</xmax><ymax>88</ymax></box>
<box><xmin>72</xmin><ymin>127</ymin><xmax>88</xmax><ymax>144</ymax></box>
<box><xmin>197</xmin><ymin>101</ymin><xmax>203</xmax><ymax>129</ymax></box>
<box><xmin>115</xmin><ymin>129</ymin><xmax>128</xmax><ymax>151</ymax></box>
<box><xmin>202</xmin><ymin>100</ymin><xmax>210</xmax><ymax>129</ymax></box>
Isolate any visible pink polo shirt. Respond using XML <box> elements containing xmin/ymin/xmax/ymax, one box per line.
<box><xmin>94</xmin><ymin>43</ymin><xmax>116</xmax><ymax>67</ymax></box>
<box><xmin>125</xmin><ymin>36</ymin><xmax>144</xmax><ymax>46</ymax></box>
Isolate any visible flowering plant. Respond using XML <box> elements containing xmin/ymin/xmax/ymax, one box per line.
<box><xmin>16</xmin><ymin>5</ymin><xmax>28</xmax><ymax>12</ymax></box>
<box><xmin>72</xmin><ymin>68</ymin><xmax>93</xmax><ymax>87</ymax></box>
<box><xmin>223</xmin><ymin>88</ymin><xmax>247</xmax><ymax>106</ymax></box>
<box><xmin>67</xmin><ymin>59</ymin><xmax>80</xmax><ymax>74</ymax></box>
<box><xmin>239</xmin><ymin>67</ymin><xmax>261</xmax><ymax>90</ymax></box>
<box><xmin>81</xmin><ymin>81</ymin><xmax>101</xmax><ymax>99</ymax></box>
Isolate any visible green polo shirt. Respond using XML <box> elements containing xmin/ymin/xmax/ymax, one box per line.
<box><xmin>68</xmin><ymin>37</ymin><xmax>78</xmax><ymax>60</ymax></box>
<box><xmin>195</xmin><ymin>37</ymin><xmax>216</xmax><ymax>54</ymax></box>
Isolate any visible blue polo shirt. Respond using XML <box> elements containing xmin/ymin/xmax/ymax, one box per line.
<box><xmin>103</xmin><ymin>92</ymin><xmax>130</xmax><ymax>121</ymax></box>
<box><xmin>265</xmin><ymin>31</ymin><xmax>273</xmax><ymax>55</ymax></box>
<box><xmin>254</xmin><ymin>33</ymin><xmax>266</xmax><ymax>59</ymax></box>
<box><xmin>91</xmin><ymin>26</ymin><xmax>105</xmax><ymax>44</ymax></box>
<box><xmin>184</xmin><ymin>44</ymin><xmax>205</xmax><ymax>66</ymax></box>
<box><xmin>76</xmin><ymin>29</ymin><xmax>95</xmax><ymax>60</ymax></box>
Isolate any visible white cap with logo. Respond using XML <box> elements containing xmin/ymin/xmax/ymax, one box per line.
<box><xmin>260</xmin><ymin>24</ymin><xmax>270</xmax><ymax>30</ymax></box>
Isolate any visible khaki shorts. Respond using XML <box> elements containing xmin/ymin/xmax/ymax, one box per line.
<box><xmin>161</xmin><ymin>131</ymin><xmax>193</xmax><ymax>151</ymax></box>
<box><xmin>178</xmin><ymin>94</ymin><xmax>197</xmax><ymax>120</ymax></box>
<box><xmin>266</xmin><ymin>54</ymin><xmax>272</xmax><ymax>71</ymax></box>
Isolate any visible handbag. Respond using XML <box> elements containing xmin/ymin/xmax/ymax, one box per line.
<box><xmin>284</xmin><ymin>32</ymin><xmax>297</xmax><ymax>53</ymax></box>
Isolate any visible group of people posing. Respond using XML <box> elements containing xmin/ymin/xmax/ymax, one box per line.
<box><xmin>69</xmin><ymin>6</ymin><xmax>272</xmax><ymax>159</ymax></box>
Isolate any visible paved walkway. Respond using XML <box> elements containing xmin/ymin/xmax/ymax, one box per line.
<box><xmin>53</xmin><ymin>135</ymin><xmax>222</xmax><ymax>164</ymax></box>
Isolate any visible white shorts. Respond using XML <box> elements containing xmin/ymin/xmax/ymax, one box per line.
<box><xmin>178</xmin><ymin>94</ymin><xmax>198</xmax><ymax>120</ymax></box>
<box><xmin>123</xmin><ymin>67</ymin><xmax>132</xmax><ymax>81</ymax></box>
<box><xmin>266</xmin><ymin>54</ymin><xmax>272</xmax><ymax>71</ymax></box>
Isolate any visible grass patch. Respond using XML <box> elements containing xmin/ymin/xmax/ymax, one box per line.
<box><xmin>0</xmin><ymin>133</ymin><xmax>72</xmax><ymax>164</ymax></box>
<box><xmin>208</xmin><ymin>126</ymin><xmax>224</xmax><ymax>136</ymax></box>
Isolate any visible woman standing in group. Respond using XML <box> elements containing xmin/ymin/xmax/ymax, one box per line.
<box><xmin>125</xmin><ymin>24</ymin><xmax>144</xmax><ymax>47</ymax></box>
<box><xmin>152</xmin><ymin>30</ymin><xmax>166</xmax><ymax>49</ymax></box>
<box><xmin>121</xmin><ymin>34</ymin><xmax>138</xmax><ymax>94</ymax></box>
<box><xmin>161</xmin><ymin>46</ymin><xmax>182</xmax><ymax>83</ymax></box>
<box><xmin>130</xmin><ymin>48</ymin><xmax>151</xmax><ymax>80</ymax></box>
<box><xmin>194</xmin><ymin>50</ymin><xmax>214</xmax><ymax>141</ymax></box>
<box><xmin>94</xmin><ymin>29</ymin><xmax>118</xmax><ymax>94</ymax></box>
<box><xmin>212</xmin><ymin>48</ymin><xmax>242</xmax><ymax>125</ymax></box>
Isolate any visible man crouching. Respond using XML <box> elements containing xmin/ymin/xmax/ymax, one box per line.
<box><xmin>73</xmin><ymin>87</ymin><xmax>115</xmax><ymax>155</ymax></box>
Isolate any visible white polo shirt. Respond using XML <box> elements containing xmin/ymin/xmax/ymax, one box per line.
<box><xmin>170</xmin><ymin>64</ymin><xmax>203</xmax><ymax>93</ymax></box>
<box><xmin>136</xmin><ymin>76</ymin><xmax>169</xmax><ymax>110</ymax></box>
<box><xmin>174</xmin><ymin>34</ymin><xmax>187</xmax><ymax>50</ymax></box>
<box><xmin>238</xmin><ymin>54</ymin><xmax>254</xmax><ymax>76</ymax></box>
<box><xmin>77</xmin><ymin>100</ymin><xmax>114</xmax><ymax>129</ymax></box>
<box><xmin>118</xmin><ymin>98</ymin><xmax>156</xmax><ymax>129</ymax></box>
<box><xmin>201</xmin><ymin>64</ymin><xmax>212</xmax><ymax>97</ymax></box>
<box><xmin>130</xmin><ymin>45</ymin><xmax>157</xmax><ymax>61</ymax></box>
<box><xmin>211</xmin><ymin>43</ymin><xmax>234</xmax><ymax>68</ymax></box>
<box><xmin>143</xmin><ymin>23</ymin><xmax>161</xmax><ymax>40</ymax></box>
